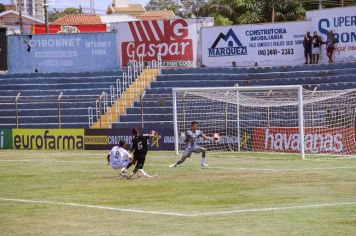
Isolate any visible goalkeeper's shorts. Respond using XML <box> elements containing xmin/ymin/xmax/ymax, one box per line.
<box><xmin>183</xmin><ymin>146</ymin><xmax>205</xmax><ymax>157</ymax></box>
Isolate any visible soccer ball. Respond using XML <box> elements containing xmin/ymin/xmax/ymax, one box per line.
<box><xmin>213</xmin><ymin>133</ymin><xmax>220</xmax><ymax>141</ymax></box>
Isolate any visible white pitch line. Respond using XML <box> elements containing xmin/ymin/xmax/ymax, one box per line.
<box><xmin>189</xmin><ymin>201</ymin><xmax>356</xmax><ymax>217</ymax></box>
<box><xmin>208</xmin><ymin>166</ymin><xmax>356</xmax><ymax>172</ymax></box>
<box><xmin>0</xmin><ymin>159</ymin><xmax>355</xmax><ymax>171</ymax></box>
<box><xmin>0</xmin><ymin>197</ymin><xmax>189</xmax><ymax>217</ymax></box>
<box><xmin>0</xmin><ymin>197</ymin><xmax>355</xmax><ymax>217</ymax></box>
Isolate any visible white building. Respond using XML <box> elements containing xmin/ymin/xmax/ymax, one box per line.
<box><xmin>11</xmin><ymin>0</ymin><xmax>44</xmax><ymax>21</ymax></box>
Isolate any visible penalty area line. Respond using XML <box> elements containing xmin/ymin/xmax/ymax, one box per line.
<box><xmin>0</xmin><ymin>197</ymin><xmax>356</xmax><ymax>218</ymax></box>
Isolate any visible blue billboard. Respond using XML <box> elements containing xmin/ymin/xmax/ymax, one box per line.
<box><xmin>8</xmin><ymin>32</ymin><xmax>118</xmax><ymax>74</ymax></box>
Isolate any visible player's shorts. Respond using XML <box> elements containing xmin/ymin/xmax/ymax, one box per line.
<box><xmin>110</xmin><ymin>160</ymin><xmax>130</xmax><ymax>169</ymax></box>
<box><xmin>312</xmin><ymin>47</ymin><xmax>320</xmax><ymax>55</ymax></box>
<box><xmin>133</xmin><ymin>152</ymin><xmax>146</xmax><ymax>169</ymax></box>
<box><xmin>183</xmin><ymin>146</ymin><xmax>206</xmax><ymax>158</ymax></box>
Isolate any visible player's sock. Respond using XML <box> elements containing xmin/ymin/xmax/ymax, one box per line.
<box><xmin>127</xmin><ymin>167</ymin><xmax>139</xmax><ymax>179</ymax></box>
<box><xmin>201</xmin><ymin>157</ymin><xmax>208</xmax><ymax>167</ymax></box>
<box><xmin>106</xmin><ymin>155</ymin><xmax>110</xmax><ymax>165</ymax></box>
<box><xmin>126</xmin><ymin>162</ymin><xmax>133</xmax><ymax>170</ymax></box>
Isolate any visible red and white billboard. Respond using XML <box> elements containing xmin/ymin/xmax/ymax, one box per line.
<box><xmin>33</xmin><ymin>24</ymin><xmax>107</xmax><ymax>34</ymax></box>
<box><xmin>253</xmin><ymin>128</ymin><xmax>356</xmax><ymax>154</ymax></box>
<box><xmin>110</xmin><ymin>18</ymin><xmax>213</xmax><ymax>68</ymax></box>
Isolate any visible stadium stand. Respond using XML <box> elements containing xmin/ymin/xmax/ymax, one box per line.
<box><xmin>0</xmin><ymin>71</ymin><xmax>122</xmax><ymax>128</ymax></box>
<box><xmin>0</xmin><ymin>62</ymin><xmax>355</xmax><ymax>129</ymax></box>
<box><xmin>113</xmin><ymin>62</ymin><xmax>356</xmax><ymax>130</ymax></box>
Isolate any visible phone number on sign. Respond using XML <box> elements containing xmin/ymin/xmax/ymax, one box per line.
<box><xmin>258</xmin><ymin>48</ymin><xmax>294</xmax><ymax>56</ymax></box>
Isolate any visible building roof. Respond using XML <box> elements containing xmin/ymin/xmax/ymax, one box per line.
<box><xmin>136</xmin><ymin>10</ymin><xmax>176</xmax><ymax>21</ymax></box>
<box><xmin>0</xmin><ymin>10</ymin><xmax>44</xmax><ymax>24</ymax></box>
<box><xmin>99</xmin><ymin>14</ymin><xmax>138</xmax><ymax>24</ymax></box>
<box><xmin>107</xmin><ymin>4</ymin><xmax>146</xmax><ymax>15</ymax></box>
<box><xmin>52</xmin><ymin>14</ymin><xmax>102</xmax><ymax>25</ymax></box>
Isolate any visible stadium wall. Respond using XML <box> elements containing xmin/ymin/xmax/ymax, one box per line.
<box><xmin>33</xmin><ymin>24</ymin><xmax>107</xmax><ymax>34</ymax></box>
<box><xmin>7</xmin><ymin>32</ymin><xmax>118</xmax><ymax>74</ymax></box>
<box><xmin>2</xmin><ymin>128</ymin><xmax>355</xmax><ymax>153</ymax></box>
<box><xmin>306</xmin><ymin>6</ymin><xmax>356</xmax><ymax>64</ymax></box>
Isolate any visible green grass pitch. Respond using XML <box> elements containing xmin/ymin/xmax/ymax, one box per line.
<box><xmin>0</xmin><ymin>150</ymin><xmax>356</xmax><ymax>235</ymax></box>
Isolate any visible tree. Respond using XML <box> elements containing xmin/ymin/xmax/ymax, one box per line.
<box><xmin>211</xmin><ymin>13</ymin><xmax>233</xmax><ymax>26</ymax></box>
<box><xmin>146</xmin><ymin>0</ymin><xmax>182</xmax><ymax>14</ymax></box>
<box><xmin>197</xmin><ymin>0</ymin><xmax>306</xmax><ymax>25</ymax></box>
<box><xmin>48</xmin><ymin>7</ymin><xmax>82</xmax><ymax>23</ymax></box>
<box><xmin>0</xmin><ymin>4</ymin><xmax>6</xmax><ymax>13</ymax></box>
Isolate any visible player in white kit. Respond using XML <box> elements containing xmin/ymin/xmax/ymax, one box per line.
<box><xmin>169</xmin><ymin>121</ymin><xmax>216</xmax><ymax>168</ymax></box>
<box><xmin>108</xmin><ymin>140</ymin><xmax>132</xmax><ymax>173</ymax></box>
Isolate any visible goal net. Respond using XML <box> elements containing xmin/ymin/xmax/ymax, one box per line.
<box><xmin>172</xmin><ymin>85</ymin><xmax>356</xmax><ymax>158</ymax></box>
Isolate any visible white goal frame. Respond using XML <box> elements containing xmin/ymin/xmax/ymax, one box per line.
<box><xmin>172</xmin><ymin>85</ymin><xmax>306</xmax><ymax>159</ymax></box>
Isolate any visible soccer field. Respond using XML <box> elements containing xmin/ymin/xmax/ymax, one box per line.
<box><xmin>0</xmin><ymin>150</ymin><xmax>356</xmax><ymax>235</ymax></box>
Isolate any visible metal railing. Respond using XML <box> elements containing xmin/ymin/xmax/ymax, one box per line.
<box><xmin>87</xmin><ymin>54</ymin><xmax>163</xmax><ymax>128</ymax></box>
<box><xmin>0</xmin><ymin>94</ymin><xmax>100</xmax><ymax>128</ymax></box>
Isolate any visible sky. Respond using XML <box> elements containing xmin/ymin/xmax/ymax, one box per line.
<box><xmin>48</xmin><ymin>0</ymin><xmax>150</xmax><ymax>12</ymax></box>
<box><xmin>0</xmin><ymin>0</ymin><xmax>151</xmax><ymax>12</ymax></box>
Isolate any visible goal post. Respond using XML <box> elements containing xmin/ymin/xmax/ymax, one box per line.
<box><xmin>172</xmin><ymin>85</ymin><xmax>356</xmax><ymax>158</ymax></box>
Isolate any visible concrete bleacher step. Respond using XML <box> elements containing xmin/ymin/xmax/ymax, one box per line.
<box><xmin>0</xmin><ymin>77</ymin><xmax>120</xmax><ymax>85</ymax></box>
<box><xmin>126</xmin><ymin>107</ymin><xmax>172</xmax><ymax>115</ymax></box>
<box><xmin>112</xmin><ymin>121</ymin><xmax>174</xmax><ymax>130</ymax></box>
<box><xmin>0</xmin><ymin>82</ymin><xmax>116</xmax><ymax>90</ymax></box>
<box><xmin>133</xmin><ymin>100</ymin><xmax>173</xmax><ymax>107</ymax></box>
<box><xmin>0</xmin><ymin>89</ymin><xmax>111</xmax><ymax>97</ymax></box>
<box><xmin>91</xmin><ymin>69</ymin><xmax>160</xmax><ymax>129</ymax></box>
<box><xmin>119</xmin><ymin>114</ymin><xmax>173</xmax><ymax>122</ymax></box>
<box><xmin>161</xmin><ymin>62</ymin><xmax>356</xmax><ymax>75</ymax></box>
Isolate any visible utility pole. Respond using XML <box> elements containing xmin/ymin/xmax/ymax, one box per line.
<box><xmin>18</xmin><ymin>0</ymin><xmax>23</xmax><ymax>34</ymax></box>
<box><xmin>44</xmin><ymin>0</ymin><xmax>49</xmax><ymax>33</ymax></box>
<box><xmin>271</xmin><ymin>1</ymin><xmax>275</xmax><ymax>22</ymax></box>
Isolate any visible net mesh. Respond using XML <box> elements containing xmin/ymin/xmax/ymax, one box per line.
<box><xmin>174</xmin><ymin>87</ymin><xmax>356</xmax><ymax>156</ymax></box>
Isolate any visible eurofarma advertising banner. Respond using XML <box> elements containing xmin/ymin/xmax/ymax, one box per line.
<box><xmin>7</xmin><ymin>32</ymin><xmax>118</xmax><ymax>74</ymax></box>
<box><xmin>110</xmin><ymin>18</ymin><xmax>213</xmax><ymax>67</ymax></box>
<box><xmin>202</xmin><ymin>21</ymin><xmax>310</xmax><ymax>67</ymax></box>
<box><xmin>12</xmin><ymin>129</ymin><xmax>84</xmax><ymax>150</ymax></box>
<box><xmin>306</xmin><ymin>6</ymin><xmax>356</xmax><ymax>63</ymax></box>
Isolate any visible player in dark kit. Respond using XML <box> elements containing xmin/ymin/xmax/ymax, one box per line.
<box><xmin>123</xmin><ymin>128</ymin><xmax>156</xmax><ymax>179</ymax></box>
